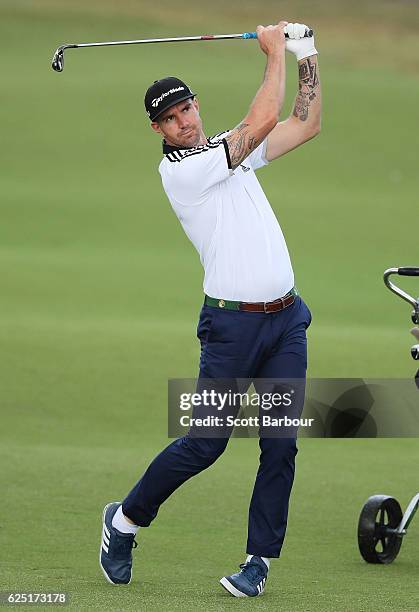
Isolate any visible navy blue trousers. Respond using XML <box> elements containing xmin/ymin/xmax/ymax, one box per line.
<box><xmin>123</xmin><ymin>296</ymin><xmax>311</xmax><ymax>558</ymax></box>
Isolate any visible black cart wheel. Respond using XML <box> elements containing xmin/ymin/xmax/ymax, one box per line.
<box><xmin>358</xmin><ymin>495</ymin><xmax>403</xmax><ymax>564</ymax></box>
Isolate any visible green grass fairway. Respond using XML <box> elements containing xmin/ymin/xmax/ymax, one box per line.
<box><xmin>1</xmin><ymin>1</ymin><xmax>419</xmax><ymax>610</ymax></box>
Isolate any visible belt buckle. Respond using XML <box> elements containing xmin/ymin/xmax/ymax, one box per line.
<box><xmin>264</xmin><ymin>301</ymin><xmax>273</xmax><ymax>313</ymax></box>
<box><xmin>264</xmin><ymin>297</ymin><xmax>284</xmax><ymax>313</ymax></box>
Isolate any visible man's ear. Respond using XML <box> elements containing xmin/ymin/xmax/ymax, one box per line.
<box><xmin>151</xmin><ymin>121</ymin><xmax>161</xmax><ymax>135</ymax></box>
<box><xmin>193</xmin><ymin>97</ymin><xmax>199</xmax><ymax>113</ymax></box>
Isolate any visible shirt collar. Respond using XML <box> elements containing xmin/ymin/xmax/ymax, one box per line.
<box><xmin>162</xmin><ymin>138</ymin><xmax>210</xmax><ymax>154</ymax></box>
<box><xmin>162</xmin><ymin>141</ymin><xmax>186</xmax><ymax>154</ymax></box>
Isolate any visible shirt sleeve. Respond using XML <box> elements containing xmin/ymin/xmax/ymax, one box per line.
<box><xmin>162</xmin><ymin>140</ymin><xmax>232</xmax><ymax>206</ymax></box>
<box><xmin>246</xmin><ymin>138</ymin><xmax>269</xmax><ymax>171</ymax></box>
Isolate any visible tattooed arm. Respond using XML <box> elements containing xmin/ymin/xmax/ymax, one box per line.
<box><xmin>225</xmin><ymin>22</ymin><xmax>288</xmax><ymax>170</ymax></box>
<box><xmin>293</xmin><ymin>56</ymin><xmax>320</xmax><ymax>122</ymax></box>
<box><xmin>265</xmin><ymin>54</ymin><xmax>321</xmax><ymax>162</ymax></box>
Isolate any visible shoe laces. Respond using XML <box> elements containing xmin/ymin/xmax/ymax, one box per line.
<box><xmin>113</xmin><ymin>535</ymin><xmax>138</xmax><ymax>557</ymax></box>
<box><xmin>238</xmin><ymin>560</ymin><xmax>265</xmax><ymax>584</ymax></box>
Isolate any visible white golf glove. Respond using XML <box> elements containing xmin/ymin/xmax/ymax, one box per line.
<box><xmin>285</xmin><ymin>23</ymin><xmax>317</xmax><ymax>61</ymax></box>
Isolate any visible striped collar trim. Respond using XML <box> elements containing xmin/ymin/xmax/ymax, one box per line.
<box><xmin>162</xmin><ymin>131</ymin><xmax>230</xmax><ymax>162</ymax></box>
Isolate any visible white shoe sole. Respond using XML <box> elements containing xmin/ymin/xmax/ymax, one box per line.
<box><xmin>219</xmin><ymin>577</ymin><xmax>249</xmax><ymax>597</ymax></box>
<box><xmin>99</xmin><ymin>502</ymin><xmax>132</xmax><ymax>586</ymax></box>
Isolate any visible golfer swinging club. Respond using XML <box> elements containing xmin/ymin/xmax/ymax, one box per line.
<box><xmin>100</xmin><ymin>21</ymin><xmax>321</xmax><ymax>597</ymax></box>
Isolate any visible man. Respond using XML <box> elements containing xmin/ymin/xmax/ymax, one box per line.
<box><xmin>100</xmin><ymin>21</ymin><xmax>321</xmax><ymax>597</ymax></box>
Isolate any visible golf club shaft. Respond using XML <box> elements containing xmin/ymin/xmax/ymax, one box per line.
<box><xmin>52</xmin><ymin>28</ymin><xmax>313</xmax><ymax>71</ymax></box>
<box><xmin>74</xmin><ymin>29</ymin><xmax>312</xmax><ymax>48</ymax></box>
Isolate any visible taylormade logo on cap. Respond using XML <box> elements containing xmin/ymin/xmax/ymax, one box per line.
<box><xmin>144</xmin><ymin>77</ymin><xmax>195</xmax><ymax>121</ymax></box>
<box><xmin>151</xmin><ymin>86</ymin><xmax>185</xmax><ymax>108</ymax></box>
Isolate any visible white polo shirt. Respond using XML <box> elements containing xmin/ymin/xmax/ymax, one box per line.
<box><xmin>158</xmin><ymin>130</ymin><xmax>294</xmax><ymax>302</ymax></box>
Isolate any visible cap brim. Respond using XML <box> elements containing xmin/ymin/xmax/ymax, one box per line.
<box><xmin>150</xmin><ymin>93</ymin><xmax>195</xmax><ymax>121</ymax></box>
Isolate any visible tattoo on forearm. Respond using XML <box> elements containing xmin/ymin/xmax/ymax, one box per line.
<box><xmin>226</xmin><ymin>122</ymin><xmax>259</xmax><ymax>170</ymax></box>
<box><xmin>293</xmin><ymin>57</ymin><xmax>319</xmax><ymax>122</ymax></box>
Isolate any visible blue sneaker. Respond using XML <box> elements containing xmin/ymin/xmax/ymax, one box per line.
<box><xmin>99</xmin><ymin>502</ymin><xmax>138</xmax><ymax>585</ymax></box>
<box><xmin>220</xmin><ymin>556</ymin><xmax>268</xmax><ymax>597</ymax></box>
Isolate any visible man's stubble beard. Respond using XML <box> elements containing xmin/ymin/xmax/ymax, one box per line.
<box><xmin>162</xmin><ymin>116</ymin><xmax>206</xmax><ymax>148</ymax></box>
<box><xmin>188</xmin><ymin>129</ymin><xmax>203</xmax><ymax>147</ymax></box>
<box><xmin>175</xmin><ymin>126</ymin><xmax>205</xmax><ymax>149</ymax></box>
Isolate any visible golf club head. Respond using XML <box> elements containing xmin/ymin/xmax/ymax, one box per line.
<box><xmin>52</xmin><ymin>46</ymin><xmax>65</xmax><ymax>72</ymax></box>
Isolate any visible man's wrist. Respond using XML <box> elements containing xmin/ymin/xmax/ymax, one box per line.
<box><xmin>297</xmin><ymin>50</ymin><xmax>318</xmax><ymax>62</ymax></box>
<box><xmin>267</xmin><ymin>45</ymin><xmax>286</xmax><ymax>58</ymax></box>
<box><xmin>295</xmin><ymin>46</ymin><xmax>317</xmax><ymax>62</ymax></box>
<box><xmin>265</xmin><ymin>49</ymin><xmax>284</xmax><ymax>71</ymax></box>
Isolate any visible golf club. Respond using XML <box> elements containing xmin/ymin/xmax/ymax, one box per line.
<box><xmin>51</xmin><ymin>28</ymin><xmax>313</xmax><ymax>72</ymax></box>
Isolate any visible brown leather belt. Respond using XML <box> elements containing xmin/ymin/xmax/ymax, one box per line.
<box><xmin>240</xmin><ymin>294</ymin><xmax>296</xmax><ymax>313</ymax></box>
<box><xmin>204</xmin><ymin>287</ymin><xmax>298</xmax><ymax>313</ymax></box>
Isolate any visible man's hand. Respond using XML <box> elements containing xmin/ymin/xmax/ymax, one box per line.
<box><xmin>285</xmin><ymin>23</ymin><xmax>318</xmax><ymax>61</ymax></box>
<box><xmin>256</xmin><ymin>21</ymin><xmax>288</xmax><ymax>56</ymax></box>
